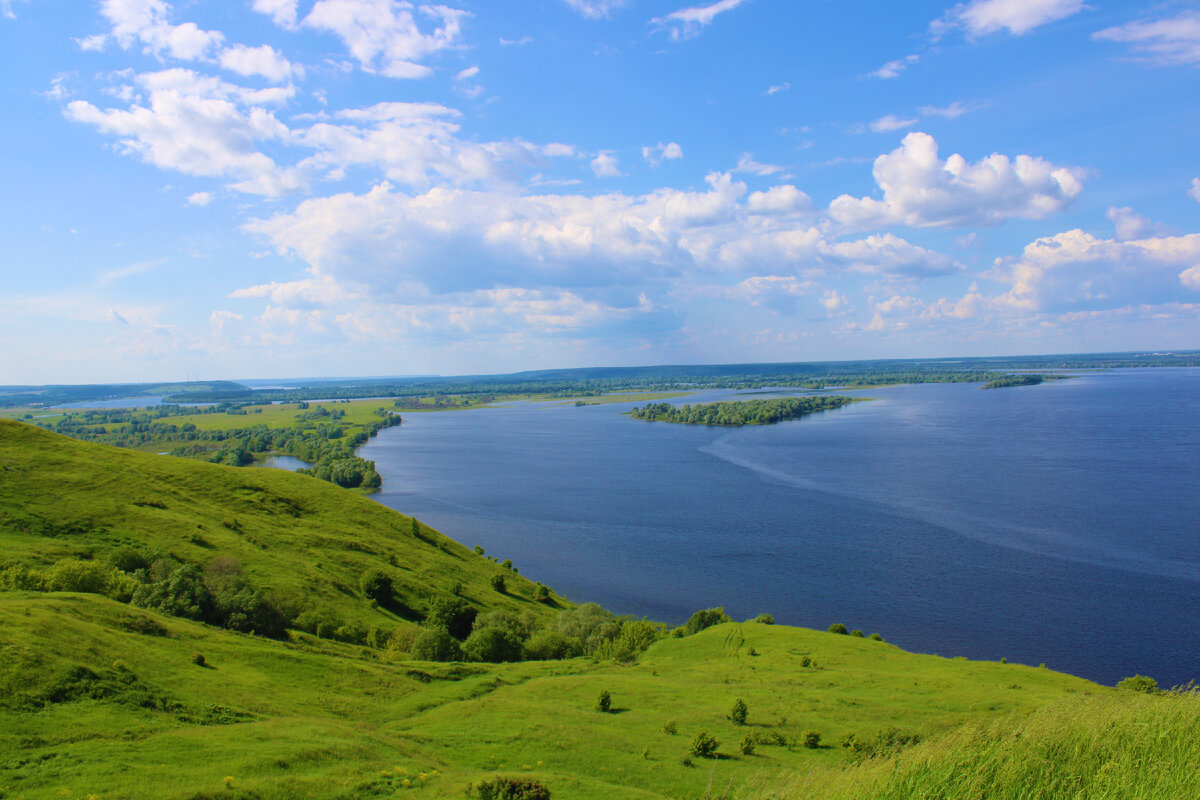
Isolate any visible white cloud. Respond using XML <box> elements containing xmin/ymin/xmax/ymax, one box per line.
<box><xmin>303</xmin><ymin>0</ymin><xmax>468</xmax><ymax>79</ymax></box>
<box><xmin>822</xmin><ymin>289</ymin><xmax>849</xmax><ymax>313</ymax></box>
<box><xmin>542</xmin><ymin>143</ymin><xmax>577</xmax><ymax>158</ymax></box>
<box><xmin>1181</xmin><ymin>265</ymin><xmax>1200</xmax><ymax>290</ymax></box>
<box><xmin>651</xmin><ymin>0</ymin><xmax>752</xmax><ymax>41</ymax></box>
<box><xmin>563</xmin><ymin>0</ymin><xmax>630</xmax><ymax>18</ymax></box>
<box><xmin>826</xmin><ymin>234</ymin><xmax>963</xmax><ymax>278</ymax></box>
<box><xmin>1191</xmin><ymin>178</ymin><xmax>1200</xmax><ymax>203</ymax></box>
<box><xmin>1093</xmin><ymin>12</ymin><xmax>1200</xmax><ymax>67</ymax></box>
<box><xmin>97</xmin><ymin>258</ymin><xmax>166</xmax><ymax>285</ymax></box>
<box><xmin>746</xmin><ymin>185</ymin><xmax>812</xmax><ymax>214</ymax></box>
<box><xmin>96</xmin><ymin>0</ymin><xmax>226</xmax><ymax>61</ymax></box>
<box><xmin>733</xmin><ymin>153</ymin><xmax>783</xmax><ymax>175</ymax></box>
<box><xmin>65</xmin><ymin>69</ymin><xmax>302</xmax><ymax>197</ymax></box>
<box><xmin>454</xmin><ymin>65</ymin><xmax>483</xmax><ymax>97</ymax></box>
<box><xmin>591</xmin><ymin>151</ymin><xmax>622</xmax><ymax>177</ymax></box>
<box><xmin>43</xmin><ymin>76</ymin><xmax>73</xmax><ymax>101</ymax></box>
<box><xmin>918</xmin><ymin>100</ymin><xmax>985</xmax><ymax>119</ymax></box>
<box><xmin>869</xmin><ymin>54</ymin><xmax>919</xmax><ymax>79</ymax></box>
<box><xmin>1106</xmin><ymin>206</ymin><xmax>1170</xmax><ymax>241</ymax></box>
<box><xmin>642</xmin><ymin>141</ymin><xmax>683</xmax><ymax>167</ymax></box>
<box><xmin>252</xmin><ymin>0</ymin><xmax>301</xmax><ymax>29</ymax></box>
<box><xmin>186</xmin><ymin>191</ymin><xmax>213</xmax><ymax>206</ymax></box>
<box><xmin>764</xmin><ymin>82</ymin><xmax>790</xmax><ymax>95</ymax></box>
<box><xmin>499</xmin><ymin>35</ymin><xmax>533</xmax><ymax>46</ymax></box>
<box><xmin>829</xmin><ymin>131</ymin><xmax>1085</xmax><ymax>229</ymax></box>
<box><xmin>869</xmin><ymin>114</ymin><xmax>918</xmax><ymax>133</ymax></box>
<box><xmin>986</xmin><ymin>229</ymin><xmax>1200</xmax><ymax>311</ymax></box>
<box><xmin>219</xmin><ymin>44</ymin><xmax>298</xmax><ymax>83</ymax></box>
<box><xmin>933</xmin><ymin>0</ymin><xmax>1088</xmax><ymax>38</ymax></box>
<box><xmin>2</xmin><ymin>0</ymin><xmax>29</xmax><ymax>20</ymax></box>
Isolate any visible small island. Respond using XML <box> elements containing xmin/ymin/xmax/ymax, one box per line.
<box><xmin>628</xmin><ymin>395</ymin><xmax>856</xmax><ymax>426</ymax></box>
<box><xmin>982</xmin><ymin>374</ymin><xmax>1059</xmax><ymax>389</ymax></box>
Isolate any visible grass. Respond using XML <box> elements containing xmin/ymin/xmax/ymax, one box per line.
<box><xmin>0</xmin><ymin>420</ymin><xmax>1187</xmax><ymax>800</ymax></box>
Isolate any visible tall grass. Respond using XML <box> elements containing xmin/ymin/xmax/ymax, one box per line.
<box><xmin>757</xmin><ymin>688</ymin><xmax>1200</xmax><ymax>800</ymax></box>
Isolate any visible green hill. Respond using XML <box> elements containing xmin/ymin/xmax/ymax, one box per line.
<box><xmin>1</xmin><ymin>420</ymin><xmax>1193</xmax><ymax>800</ymax></box>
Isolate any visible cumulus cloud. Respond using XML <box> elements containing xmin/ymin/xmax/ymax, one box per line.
<box><xmin>650</xmin><ymin>0</ymin><xmax>752</xmax><ymax>41</ymax></box>
<box><xmin>1093</xmin><ymin>11</ymin><xmax>1200</xmax><ymax>67</ymax></box>
<box><xmin>1106</xmin><ymin>206</ymin><xmax>1170</xmax><ymax>241</ymax></box>
<box><xmin>563</xmin><ymin>0</ymin><xmax>630</xmax><ymax>18</ymax></box>
<box><xmin>591</xmin><ymin>151</ymin><xmax>622</xmax><ymax>177</ymax></box>
<box><xmin>869</xmin><ymin>54</ymin><xmax>919</xmax><ymax>79</ymax></box>
<box><xmin>933</xmin><ymin>0</ymin><xmax>1087</xmax><ymax>38</ymax></box>
<box><xmin>186</xmin><ymin>191</ymin><xmax>213</xmax><ymax>205</ymax></box>
<box><xmin>65</xmin><ymin>69</ymin><xmax>302</xmax><ymax>196</ymax></box>
<box><xmin>829</xmin><ymin>132</ymin><xmax>1085</xmax><ymax>229</ymax></box>
<box><xmin>252</xmin><ymin>0</ymin><xmax>300</xmax><ymax>29</ymax></box>
<box><xmin>219</xmin><ymin>44</ymin><xmax>298</xmax><ymax>83</ymax></box>
<box><xmin>303</xmin><ymin>0</ymin><xmax>468</xmax><ymax>79</ymax></box>
<box><xmin>764</xmin><ymin>82</ymin><xmax>790</xmax><ymax>95</ymax></box>
<box><xmin>986</xmin><ymin>229</ymin><xmax>1200</xmax><ymax>311</ymax></box>
<box><xmin>93</xmin><ymin>0</ymin><xmax>226</xmax><ymax>61</ymax></box>
<box><xmin>642</xmin><ymin>142</ymin><xmax>683</xmax><ymax>167</ymax></box>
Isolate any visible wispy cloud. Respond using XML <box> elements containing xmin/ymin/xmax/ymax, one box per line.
<box><xmin>869</xmin><ymin>114</ymin><xmax>918</xmax><ymax>133</ymax></box>
<box><xmin>1093</xmin><ymin>11</ymin><xmax>1200</xmax><ymax>67</ymax></box>
<box><xmin>868</xmin><ymin>54</ymin><xmax>918</xmax><ymax>79</ymax></box>
<box><xmin>764</xmin><ymin>82</ymin><xmax>790</xmax><ymax>95</ymax></box>
<box><xmin>650</xmin><ymin>0</ymin><xmax>752</xmax><ymax>41</ymax></box>
<box><xmin>97</xmin><ymin>259</ymin><xmax>167</xmax><ymax>286</ymax></box>
<box><xmin>932</xmin><ymin>0</ymin><xmax>1088</xmax><ymax>39</ymax></box>
<box><xmin>918</xmin><ymin>100</ymin><xmax>986</xmax><ymax>118</ymax></box>
<box><xmin>733</xmin><ymin>152</ymin><xmax>784</xmax><ymax>175</ymax></box>
<box><xmin>563</xmin><ymin>0</ymin><xmax>630</xmax><ymax>19</ymax></box>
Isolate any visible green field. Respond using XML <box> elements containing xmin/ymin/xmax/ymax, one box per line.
<box><xmin>1</xmin><ymin>420</ymin><xmax>1194</xmax><ymax>800</ymax></box>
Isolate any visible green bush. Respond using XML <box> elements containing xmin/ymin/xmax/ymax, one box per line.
<box><xmin>533</xmin><ymin>584</ymin><xmax>550</xmax><ymax>603</ymax></box>
<box><xmin>489</xmin><ymin>573</ymin><xmax>507</xmax><ymax>593</ymax></box>
<box><xmin>683</xmin><ymin>607</ymin><xmax>732</xmax><ymax>635</ymax></box>
<box><xmin>132</xmin><ymin>564</ymin><xmax>216</xmax><ymax>623</ymax></box>
<box><xmin>462</xmin><ymin>626</ymin><xmax>524</xmax><ymax>663</ymax></box>
<box><xmin>596</xmin><ymin>689</ymin><xmax>612</xmax><ymax>713</ymax></box>
<box><xmin>46</xmin><ymin>559</ymin><xmax>111</xmax><ymax>595</ymax></box>
<box><xmin>868</xmin><ymin>632</ymin><xmax>884</xmax><ymax>641</ymax></box>
<box><xmin>828</xmin><ymin>623</ymin><xmax>849</xmax><ymax>635</ymax></box>
<box><xmin>593</xmin><ymin>619</ymin><xmax>662</xmax><ymax>662</ymax></box>
<box><xmin>751</xmin><ymin>613</ymin><xmax>775</xmax><ymax>624</ymax></box>
<box><xmin>801</xmin><ymin>730</ymin><xmax>821</xmax><ymax>749</ymax></box>
<box><xmin>523</xmin><ymin>631</ymin><xmax>583</xmax><ymax>661</ymax></box>
<box><xmin>740</xmin><ymin>733</ymin><xmax>755</xmax><ymax>756</ymax></box>
<box><xmin>689</xmin><ymin>731</ymin><xmax>719</xmax><ymax>759</ymax></box>
<box><xmin>108</xmin><ymin>546</ymin><xmax>151</xmax><ymax>574</ymax></box>
<box><xmin>410</xmin><ymin>627</ymin><xmax>463</xmax><ymax>662</ymax></box>
<box><xmin>729</xmin><ymin>697</ymin><xmax>748</xmax><ymax>725</ymax></box>
<box><xmin>424</xmin><ymin>594</ymin><xmax>477</xmax><ymax>639</ymax></box>
<box><xmin>554</xmin><ymin>603</ymin><xmax>621</xmax><ymax>654</ymax></box>
<box><xmin>361</xmin><ymin>570</ymin><xmax>393</xmax><ymax>604</ymax></box>
<box><xmin>1117</xmin><ymin>675</ymin><xmax>1159</xmax><ymax>694</ymax></box>
<box><xmin>474</xmin><ymin>776</ymin><xmax>551</xmax><ymax>800</ymax></box>
<box><xmin>851</xmin><ymin>629</ymin><xmax>865</xmax><ymax>637</ymax></box>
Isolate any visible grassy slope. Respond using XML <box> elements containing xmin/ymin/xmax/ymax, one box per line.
<box><xmin>0</xmin><ymin>419</ymin><xmax>563</xmax><ymax>631</ymax></box>
<box><xmin>0</xmin><ymin>419</ymin><xmax>1179</xmax><ymax>800</ymax></box>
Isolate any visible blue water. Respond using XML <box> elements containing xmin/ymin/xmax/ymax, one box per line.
<box><xmin>360</xmin><ymin>369</ymin><xmax>1200</xmax><ymax>687</ymax></box>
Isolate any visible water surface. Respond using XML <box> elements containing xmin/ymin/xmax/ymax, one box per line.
<box><xmin>361</xmin><ymin>369</ymin><xmax>1200</xmax><ymax>686</ymax></box>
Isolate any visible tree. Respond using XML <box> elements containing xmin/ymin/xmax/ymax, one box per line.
<box><xmin>1117</xmin><ymin>675</ymin><xmax>1159</xmax><ymax>694</ymax></box>
<box><xmin>524</xmin><ymin>631</ymin><xmax>583</xmax><ymax>661</ymax></box>
<box><xmin>490</xmin><ymin>573</ymin><xmax>506</xmax><ymax>593</ymax></box>
<box><xmin>689</xmin><ymin>731</ymin><xmax>719</xmax><ymax>759</ymax></box>
<box><xmin>424</xmin><ymin>594</ymin><xmax>477</xmax><ymax>639</ymax></box>
<box><xmin>683</xmin><ymin>607</ymin><xmax>732</xmax><ymax>635</ymax></box>
<box><xmin>462</xmin><ymin>626</ymin><xmax>524</xmax><ymax>663</ymax></box>
<box><xmin>596</xmin><ymin>689</ymin><xmax>612</xmax><ymax>713</ymax></box>
<box><xmin>729</xmin><ymin>698</ymin><xmax>748</xmax><ymax>726</ymax></box>
<box><xmin>410</xmin><ymin>628</ymin><xmax>463</xmax><ymax>662</ymax></box>
<box><xmin>361</xmin><ymin>570</ymin><xmax>393</xmax><ymax>604</ymax></box>
<box><xmin>828</xmin><ymin>623</ymin><xmax>849</xmax><ymax>635</ymax></box>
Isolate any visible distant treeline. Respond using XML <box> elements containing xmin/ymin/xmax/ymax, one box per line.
<box><xmin>983</xmin><ymin>374</ymin><xmax>1047</xmax><ymax>389</ymax></box>
<box><xmin>629</xmin><ymin>396</ymin><xmax>855</xmax><ymax>426</ymax></box>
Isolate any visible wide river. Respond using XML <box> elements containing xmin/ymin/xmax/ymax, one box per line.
<box><xmin>358</xmin><ymin>368</ymin><xmax>1200</xmax><ymax>687</ymax></box>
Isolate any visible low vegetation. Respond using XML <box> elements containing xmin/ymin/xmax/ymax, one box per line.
<box><xmin>628</xmin><ymin>396</ymin><xmax>855</xmax><ymax>426</ymax></box>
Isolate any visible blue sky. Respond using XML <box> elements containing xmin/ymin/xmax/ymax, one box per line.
<box><xmin>2</xmin><ymin>0</ymin><xmax>1198</xmax><ymax>383</ymax></box>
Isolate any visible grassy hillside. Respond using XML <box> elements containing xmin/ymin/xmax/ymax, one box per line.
<box><xmin>1</xmin><ymin>419</ymin><xmax>1188</xmax><ymax>800</ymax></box>
<box><xmin>0</xmin><ymin>419</ymin><xmax>564</xmax><ymax>638</ymax></box>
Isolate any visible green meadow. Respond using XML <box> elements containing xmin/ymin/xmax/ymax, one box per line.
<box><xmin>1</xmin><ymin>420</ymin><xmax>1195</xmax><ymax>800</ymax></box>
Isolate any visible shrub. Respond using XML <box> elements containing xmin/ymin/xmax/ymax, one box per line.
<box><xmin>474</xmin><ymin>776</ymin><xmax>551</xmax><ymax>800</ymax></box>
<box><xmin>729</xmin><ymin>698</ymin><xmax>748</xmax><ymax>725</ymax></box>
<box><xmin>462</xmin><ymin>626</ymin><xmax>524</xmax><ymax>663</ymax></box>
<box><xmin>1117</xmin><ymin>675</ymin><xmax>1159</xmax><ymax>694</ymax></box>
<box><xmin>851</xmin><ymin>630</ymin><xmax>865</xmax><ymax>637</ymax></box>
<box><xmin>663</xmin><ymin>720</ymin><xmax>678</xmax><ymax>735</ymax></box>
<box><xmin>133</xmin><ymin>564</ymin><xmax>216</xmax><ymax>623</ymax></box>
<box><xmin>424</xmin><ymin>594</ymin><xmax>477</xmax><ymax>639</ymax></box>
<box><xmin>740</xmin><ymin>733</ymin><xmax>755</xmax><ymax>756</ymax></box>
<box><xmin>108</xmin><ymin>546</ymin><xmax>151</xmax><ymax>574</ymax></box>
<box><xmin>490</xmin><ymin>574</ymin><xmax>506</xmax><ymax>593</ymax></box>
<box><xmin>593</xmin><ymin>619</ymin><xmax>662</xmax><ymax>662</ymax></box>
<box><xmin>800</xmin><ymin>656</ymin><xmax>812</xmax><ymax>667</ymax></box>
<box><xmin>596</xmin><ymin>689</ymin><xmax>612</xmax><ymax>713</ymax></box>
<box><xmin>868</xmin><ymin>633</ymin><xmax>884</xmax><ymax>642</ymax></box>
<box><xmin>751</xmin><ymin>613</ymin><xmax>775</xmax><ymax>624</ymax></box>
<box><xmin>475</xmin><ymin>609</ymin><xmax>537</xmax><ymax>639</ymax></box>
<box><xmin>689</xmin><ymin>731</ymin><xmax>719</xmax><ymax>759</ymax></box>
<box><xmin>683</xmin><ymin>607</ymin><xmax>732</xmax><ymax>636</ymax></box>
<box><xmin>553</xmin><ymin>603</ymin><xmax>621</xmax><ymax>654</ymax></box>
<box><xmin>523</xmin><ymin>631</ymin><xmax>583</xmax><ymax>661</ymax></box>
<box><xmin>410</xmin><ymin>628</ymin><xmax>463</xmax><ymax>662</ymax></box>
<box><xmin>533</xmin><ymin>584</ymin><xmax>550</xmax><ymax>603</ymax></box>
<box><xmin>828</xmin><ymin>623</ymin><xmax>848</xmax><ymax>635</ymax></box>
<box><xmin>801</xmin><ymin>730</ymin><xmax>821</xmax><ymax>749</ymax></box>
<box><xmin>361</xmin><ymin>571</ymin><xmax>393</xmax><ymax>604</ymax></box>
<box><xmin>46</xmin><ymin>559</ymin><xmax>111</xmax><ymax>595</ymax></box>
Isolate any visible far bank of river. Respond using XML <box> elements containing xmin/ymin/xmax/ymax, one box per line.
<box><xmin>356</xmin><ymin>368</ymin><xmax>1200</xmax><ymax>688</ymax></box>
